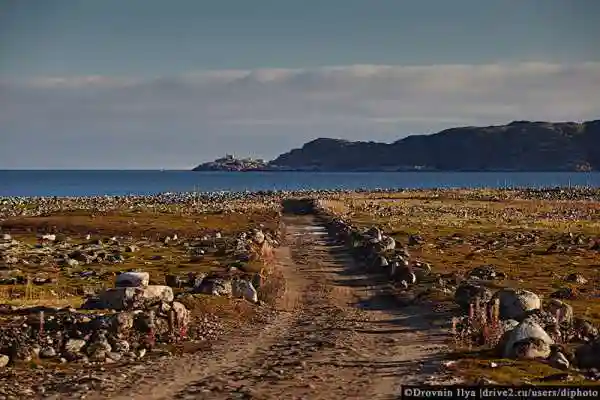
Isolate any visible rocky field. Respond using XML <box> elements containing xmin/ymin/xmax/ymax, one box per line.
<box><xmin>315</xmin><ymin>188</ymin><xmax>600</xmax><ymax>385</ymax></box>
<box><xmin>0</xmin><ymin>193</ymin><xmax>286</xmax><ymax>398</ymax></box>
<box><xmin>0</xmin><ymin>188</ymin><xmax>599</xmax><ymax>398</ymax></box>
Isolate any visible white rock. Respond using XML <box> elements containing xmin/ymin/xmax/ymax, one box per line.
<box><xmin>492</xmin><ymin>288</ymin><xmax>541</xmax><ymax>321</ymax></box>
<box><xmin>503</xmin><ymin>319</ymin><xmax>554</xmax><ymax>359</ymax></box>
<box><xmin>116</xmin><ymin>271</ymin><xmax>150</xmax><ymax>287</ymax></box>
<box><xmin>94</xmin><ymin>285</ymin><xmax>174</xmax><ymax>310</ymax></box>
<box><xmin>544</xmin><ymin>299</ymin><xmax>574</xmax><ymax>325</ymax></box>
<box><xmin>0</xmin><ymin>354</ymin><xmax>9</xmax><ymax>368</ymax></box>
<box><xmin>41</xmin><ymin>234</ymin><xmax>56</xmax><ymax>241</ymax></box>
<box><xmin>172</xmin><ymin>301</ymin><xmax>190</xmax><ymax>329</ymax></box>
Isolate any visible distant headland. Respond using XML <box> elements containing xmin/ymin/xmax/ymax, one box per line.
<box><xmin>192</xmin><ymin>119</ymin><xmax>600</xmax><ymax>172</ymax></box>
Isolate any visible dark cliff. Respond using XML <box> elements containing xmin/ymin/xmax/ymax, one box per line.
<box><xmin>269</xmin><ymin>120</ymin><xmax>600</xmax><ymax>171</ymax></box>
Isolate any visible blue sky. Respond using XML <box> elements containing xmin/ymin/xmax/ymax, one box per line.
<box><xmin>1</xmin><ymin>0</ymin><xmax>599</xmax><ymax>169</ymax></box>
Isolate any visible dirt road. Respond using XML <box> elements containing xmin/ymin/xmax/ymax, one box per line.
<box><xmin>88</xmin><ymin>214</ymin><xmax>449</xmax><ymax>400</ymax></box>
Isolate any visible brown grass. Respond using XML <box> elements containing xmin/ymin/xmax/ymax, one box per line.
<box><xmin>323</xmin><ymin>189</ymin><xmax>600</xmax><ymax>383</ymax></box>
<box><xmin>0</xmin><ymin>206</ymin><xmax>283</xmax><ymax>316</ymax></box>
<box><xmin>0</xmin><ymin>208</ymin><xmax>280</xmax><ymax>239</ymax></box>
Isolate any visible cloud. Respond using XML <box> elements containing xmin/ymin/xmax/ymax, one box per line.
<box><xmin>1</xmin><ymin>62</ymin><xmax>599</xmax><ymax>168</ymax></box>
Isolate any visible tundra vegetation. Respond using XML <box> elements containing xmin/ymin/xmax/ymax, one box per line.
<box><xmin>1</xmin><ymin>188</ymin><xmax>599</xmax><ymax>396</ymax></box>
<box><xmin>316</xmin><ymin>188</ymin><xmax>600</xmax><ymax>385</ymax></box>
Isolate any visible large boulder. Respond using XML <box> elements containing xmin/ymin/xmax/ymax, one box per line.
<box><xmin>491</xmin><ymin>288</ymin><xmax>541</xmax><ymax>321</ymax></box>
<box><xmin>116</xmin><ymin>271</ymin><xmax>150</xmax><ymax>288</ymax></box>
<box><xmin>502</xmin><ymin>319</ymin><xmax>554</xmax><ymax>359</ymax></box>
<box><xmin>84</xmin><ymin>285</ymin><xmax>174</xmax><ymax>310</ymax></box>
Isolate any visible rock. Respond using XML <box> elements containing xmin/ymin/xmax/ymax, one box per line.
<box><xmin>573</xmin><ymin>318</ymin><xmax>598</xmax><ymax>341</ymax></box>
<box><xmin>251</xmin><ymin>229</ymin><xmax>265</xmax><ymax>244</ymax></box>
<box><xmin>1</xmin><ymin>233</ymin><xmax>12</xmax><ymax>241</ymax></box>
<box><xmin>40</xmin><ymin>347</ymin><xmax>57</xmax><ymax>358</ymax></box>
<box><xmin>165</xmin><ymin>274</ymin><xmax>184</xmax><ymax>288</ymax></box>
<box><xmin>365</xmin><ymin>227</ymin><xmax>382</xmax><ymax>242</ymax></box>
<box><xmin>171</xmin><ymin>301</ymin><xmax>190</xmax><ymax>331</ymax></box>
<box><xmin>377</xmin><ymin>235</ymin><xmax>396</xmax><ymax>252</ymax></box>
<box><xmin>87</xmin><ymin>335</ymin><xmax>112</xmax><ymax>361</ymax></box>
<box><xmin>64</xmin><ymin>258</ymin><xmax>80</xmax><ymax>267</ymax></box>
<box><xmin>195</xmin><ymin>278</ymin><xmax>233</xmax><ymax>296</ymax></box>
<box><xmin>549</xmin><ymin>350</ymin><xmax>570</xmax><ymax>370</ymax></box>
<box><xmin>125</xmin><ymin>245</ymin><xmax>138</xmax><ymax>253</ymax></box>
<box><xmin>544</xmin><ymin>299</ymin><xmax>574</xmax><ymax>325</ymax></box>
<box><xmin>491</xmin><ymin>288</ymin><xmax>541</xmax><ymax>321</ymax></box>
<box><xmin>408</xmin><ymin>235</ymin><xmax>423</xmax><ymax>246</ymax></box>
<box><xmin>503</xmin><ymin>319</ymin><xmax>554</xmax><ymax>359</ymax></box>
<box><xmin>84</xmin><ymin>286</ymin><xmax>174</xmax><ymax>310</ymax></box>
<box><xmin>413</xmin><ymin>261</ymin><xmax>432</xmax><ymax>280</ymax></box>
<box><xmin>110</xmin><ymin>312</ymin><xmax>135</xmax><ymax>333</ymax></box>
<box><xmin>371</xmin><ymin>255</ymin><xmax>388</xmax><ymax>270</ymax></box>
<box><xmin>454</xmin><ymin>282</ymin><xmax>493</xmax><ymax>311</ymax></box>
<box><xmin>111</xmin><ymin>339</ymin><xmax>130</xmax><ymax>353</ymax></box>
<box><xmin>0</xmin><ymin>354</ymin><xmax>9</xmax><ymax>367</ymax></box>
<box><xmin>575</xmin><ymin>339</ymin><xmax>600</xmax><ymax>369</ymax></box>
<box><xmin>467</xmin><ymin>265</ymin><xmax>504</xmax><ymax>280</ymax></box>
<box><xmin>107</xmin><ymin>352</ymin><xmax>122</xmax><ymax>362</ymax></box>
<box><xmin>232</xmin><ymin>279</ymin><xmax>259</xmax><ymax>303</ymax></box>
<box><xmin>64</xmin><ymin>339</ymin><xmax>87</xmax><ymax>354</ymax></box>
<box><xmin>564</xmin><ymin>273</ymin><xmax>588</xmax><ymax>284</ymax></box>
<box><xmin>115</xmin><ymin>271</ymin><xmax>150</xmax><ymax>288</ymax></box>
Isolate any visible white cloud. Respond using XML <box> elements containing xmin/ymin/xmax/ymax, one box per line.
<box><xmin>1</xmin><ymin>62</ymin><xmax>599</xmax><ymax>168</ymax></box>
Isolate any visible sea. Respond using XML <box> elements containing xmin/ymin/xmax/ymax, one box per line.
<box><xmin>1</xmin><ymin>170</ymin><xmax>600</xmax><ymax>197</ymax></box>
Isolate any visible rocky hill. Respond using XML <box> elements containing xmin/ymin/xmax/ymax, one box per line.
<box><xmin>193</xmin><ymin>154</ymin><xmax>269</xmax><ymax>171</ymax></box>
<box><xmin>269</xmin><ymin>120</ymin><xmax>600</xmax><ymax>172</ymax></box>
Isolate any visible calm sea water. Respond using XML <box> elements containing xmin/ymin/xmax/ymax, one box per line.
<box><xmin>1</xmin><ymin>170</ymin><xmax>600</xmax><ymax>197</ymax></box>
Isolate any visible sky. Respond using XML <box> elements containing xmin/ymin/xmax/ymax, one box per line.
<box><xmin>1</xmin><ymin>0</ymin><xmax>599</xmax><ymax>169</ymax></box>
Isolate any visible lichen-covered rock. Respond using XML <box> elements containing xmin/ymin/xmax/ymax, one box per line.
<box><xmin>195</xmin><ymin>278</ymin><xmax>233</xmax><ymax>297</ymax></box>
<box><xmin>64</xmin><ymin>339</ymin><xmax>87</xmax><ymax>354</ymax></box>
<box><xmin>83</xmin><ymin>286</ymin><xmax>174</xmax><ymax>310</ymax></box>
<box><xmin>544</xmin><ymin>299</ymin><xmax>574</xmax><ymax>325</ymax></box>
<box><xmin>502</xmin><ymin>319</ymin><xmax>554</xmax><ymax>359</ymax></box>
<box><xmin>564</xmin><ymin>273</ymin><xmax>588</xmax><ymax>284</ymax></box>
<box><xmin>491</xmin><ymin>288</ymin><xmax>541</xmax><ymax>321</ymax></box>
<box><xmin>376</xmin><ymin>235</ymin><xmax>396</xmax><ymax>252</ymax></box>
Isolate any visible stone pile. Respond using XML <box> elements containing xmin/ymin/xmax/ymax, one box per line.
<box><xmin>0</xmin><ymin>219</ymin><xmax>278</xmax><ymax>369</ymax></box>
<box><xmin>311</xmin><ymin>199</ymin><xmax>432</xmax><ymax>290</ymax></box>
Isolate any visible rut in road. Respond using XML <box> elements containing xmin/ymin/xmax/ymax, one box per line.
<box><xmin>107</xmin><ymin>214</ymin><xmax>449</xmax><ymax>400</ymax></box>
